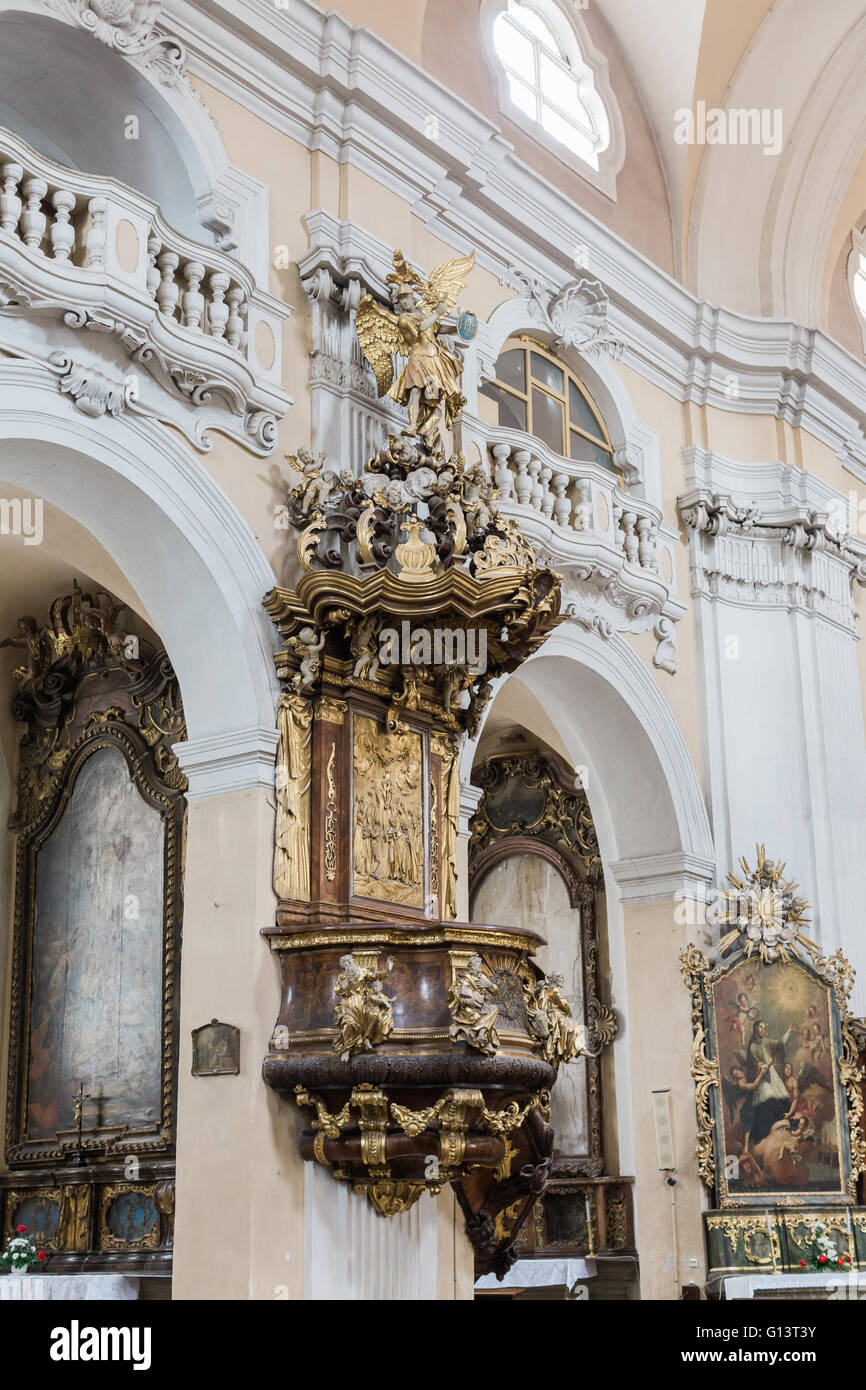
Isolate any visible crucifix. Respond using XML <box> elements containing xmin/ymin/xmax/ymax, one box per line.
<box><xmin>71</xmin><ymin>1081</ymin><xmax>91</xmax><ymax>1167</ymax></box>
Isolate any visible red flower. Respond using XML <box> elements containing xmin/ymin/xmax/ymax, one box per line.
<box><xmin>838</xmin><ymin>1257</ymin><xmax>845</xmax><ymax>1266</ymax></box>
<box><xmin>37</xmin><ymin>1251</ymin><xmax>46</xmax><ymax>1262</ymax></box>
<box><xmin>800</xmin><ymin>1259</ymin><xmax>806</xmax><ymax>1267</ymax></box>
<box><xmin>15</xmin><ymin>1225</ymin><xmax>26</xmax><ymax>1233</ymax></box>
<box><xmin>819</xmin><ymin>1254</ymin><xmax>827</xmax><ymax>1264</ymax></box>
<box><xmin>845</xmin><ymin>1254</ymin><xmax>852</xmax><ymax>1263</ymax></box>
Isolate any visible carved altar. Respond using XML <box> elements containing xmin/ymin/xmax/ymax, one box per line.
<box><xmin>1</xmin><ymin>583</ymin><xmax>182</xmax><ymax>1272</ymax></box>
<box><xmin>261</xmin><ymin>248</ymin><xmax>591</xmax><ymax>1246</ymax></box>
<box><xmin>682</xmin><ymin>847</ymin><xmax>866</xmax><ymax>1296</ymax></box>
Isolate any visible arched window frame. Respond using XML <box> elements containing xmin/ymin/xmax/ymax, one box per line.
<box><xmin>482</xmin><ymin>0</ymin><xmax>625</xmax><ymax>200</ymax></box>
<box><xmin>479</xmin><ymin>335</ymin><xmax>617</xmax><ymax>474</ymax></box>
<box><xmin>847</xmin><ymin>227</ymin><xmax>866</xmax><ymax>355</ymax></box>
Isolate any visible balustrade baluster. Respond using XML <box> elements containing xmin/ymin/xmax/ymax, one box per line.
<box><xmin>539</xmin><ymin>465</ymin><xmax>554</xmax><ymax>518</ymax></box>
<box><xmin>0</xmin><ymin>162</ymin><xmax>23</xmax><ymax>236</ymax></box>
<box><xmin>156</xmin><ymin>250</ymin><xmax>180</xmax><ymax>319</ymax></box>
<box><xmin>491</xmin><ymin>444</ymin><xmax>513</xmax><ymax>500</ymax></box>
<box><xmin>49</xmin><ymin>188</ymin><xmax>76</xmax><ymax>260</ymax></box>
<box><xmin>528</xmin><ymin>458</ymin><xmax>542</xmax><ymax>511</ymax></box>
<box><xmin>575</xmin><ymin>479</ymin><xmax>593</xmax><ymax>531</ymax></box>
<box><xmin>513</xmin><ymin>449</ymin><xmax>532</xmax><ymax>506</ymax></box>
<box><xmin>226</xmin><ymin>286</ymin><xmax>245</xmax><ymax>349</ymax></box>
<box><xmin>621</xmin><ymin>511</ymin><xmax>638</xmax><ymax>564</ymax></box>
<box><xmin>552</xmin><ymin>473</ymin><xmax>571</xmax><ymax>528</ymax></box>
<box><xmin>636</xmin><ymin>517</ymin><xmax>654</xmax><ymax>568</ymax></box>
<box><xmin>207</xmin><ymin>270</ymin><xmax>230</xmax><ymax>339</ymax></box>
<box><xmin>20</xmin><ymin>176</ymin><xmax>47</xmax><ymax>249</ymax></box>
<box><xmin>145</xmin><ymin>234</ymin><xmax>162</xmax><ymax>299</ymax></box>
<box><xmin>181</xmin><ymin>259</ymin><xmax>206</xmax><ymax>331</ymax></box>
<box><xmin>85</xmin><ymin>196</ymin><xmax>108</xmax><ymax>270</ymax></box>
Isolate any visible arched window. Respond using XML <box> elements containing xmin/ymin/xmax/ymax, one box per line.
<box><xmin>491</xmin><ymin>0</ymin><xmax>610</xmax><ymax>169</ymax></box>
<box><xmin>480</xmin><ymin>338</ymin><xmax>615</xmax><ymax>469</ymax></box>
<box><xmin>847</xmin><ymin>227</ymin><xmax>866</xmax><ymax>353</ymax></box>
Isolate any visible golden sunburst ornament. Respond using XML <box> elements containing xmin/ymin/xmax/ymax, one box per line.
<box><xmin>717</xmin><ymin>843</ymin><xmax>815</xmax><ymax>963</ymax></box>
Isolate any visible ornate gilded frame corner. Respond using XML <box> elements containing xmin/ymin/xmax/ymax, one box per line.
<box><xmin>679</xmin><ymin>944</ymin><xmax>720</xmax><ymax>1191</ymax></box>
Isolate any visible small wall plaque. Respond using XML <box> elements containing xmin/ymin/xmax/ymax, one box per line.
<box><xmin>191</xmin><ymin>1020</ymin><xmax>240</xmax><ymax>1077</ymax></box>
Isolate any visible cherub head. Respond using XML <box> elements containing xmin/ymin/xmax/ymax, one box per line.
<box><xmin>339</xmin><ymin>954</ymin><xmax>361</xmax><ymax>981</ymax></box>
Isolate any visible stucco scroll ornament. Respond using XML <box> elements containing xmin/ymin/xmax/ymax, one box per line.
<box><xmin>525</xmin><ymin>972</ymin><xmax>592</xmax><ymax>1066</ymax></box>
<box><xmin>44</xmin><ymin>0</ymin><xmax>185</xmax><ymax>70</ymax></box>
<box><xmin>333</xmin><ymin>954</ymin><xmax>395</xmax><ymax>1061</ymax></box>
<box><xmin>354</xmin><ymin>249</ymin><xmax>475</xmax><ymax>456</ymax></box>
<box><xmin>448</xmin><ymin>954</ymin><xmax>500</xmax><ymax>1055</ymax></box>
<box><xmin>716</xmin><ymin>843</ymin><xmax>816</xmax><ymax>965</ymax></box>
<box><xmin>506</xmin><ymin>269</ymin><xmax>624</xmax><ymax>360</ymax></box>
<box><xmin>48</xmin><ymin>351</ymin><xmax>135</xmax><ymax>419</ymax></box>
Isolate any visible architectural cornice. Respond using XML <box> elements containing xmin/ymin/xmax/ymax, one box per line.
<box><xmin>157</xmin><ymin>0</ymin><xmax>866</xmax><ymax>479</ymax></box>
<box><xmin>608</xmin><ymin>852</ymin><xmax>716</xmax><ymax>905</ymax></box>
<box><xmin>678</xmin><ymin>447</ymin><xmax>866</xmax><ymax>633</ymax></box>
<box><xmin>174</xmin><ymin>726</ymin><xmax>280</xmax><ymax>799</ymax></box>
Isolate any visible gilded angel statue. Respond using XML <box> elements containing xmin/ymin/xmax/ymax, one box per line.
<box><xmin>354</xmin><ymin>249</ymin><xmax>475</xmax><ymax>456</ymax></box>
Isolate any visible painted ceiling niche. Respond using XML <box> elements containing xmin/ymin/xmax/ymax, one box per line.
<box><xmin>0</xmin><ymin>11</ymin><xmax>208</xmax><ymax>242</ymax></box>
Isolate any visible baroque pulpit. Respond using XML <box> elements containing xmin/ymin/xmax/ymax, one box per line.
<box><xmin>261</xmin><ymin>247</ymin><xmax>593</xmax><ymax>1259</ymax></box>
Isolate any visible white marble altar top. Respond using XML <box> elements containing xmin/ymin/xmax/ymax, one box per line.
<box><xmin>0</xmin><ymin>1274</ymin><xmax>139</xmax><ymax>1300</ymax></box>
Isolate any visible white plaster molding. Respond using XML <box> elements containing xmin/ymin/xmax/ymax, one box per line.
<box><xmin>0</xmin><ymin>126</ymin><xmax>291</xmax><ymax>456</ymax></box>
<box><xmin>458</xmin><ymin>783</ymin><xmax>484</xmax><ymax>839</ymax></box>
<box><xmin>676</xmin><ymin>442</ymin><xmax>866</xmax><ymax>1004</ymax></box>
<box><xmin>679</xmin><ymin>446</ymin><xmax>866</xmax><ymax>635</ymax></box>
<box><xmin>608</xmin><ymin>852</ymin><xmax>716</xmax><ymax>905</ymax></box>
<box><xmin>158</xmin><ymin>0</ymin><xmax>866</xmax><ymax>481</ymax></box>
<box><xmin>0</xmin><ymin>359</ymin><xmax>279</xmax><ymax>742</ymax></box>
<box><xmin>174</xmin><ymin>726</ymin><xmax>279</xmax><ymax>798</ymax></box>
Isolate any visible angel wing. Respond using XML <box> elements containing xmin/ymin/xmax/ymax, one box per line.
<box><xmin>354</xmin><ymin>295</ymin><xmax>405</xmax><ymax>396</ymax></box>
<box><xmin>421</xmin><ymin>251</ymin><xmax>475</xmax><ymax>314</ymax></box>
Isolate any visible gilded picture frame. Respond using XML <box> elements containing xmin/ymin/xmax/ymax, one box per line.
<box><xmin>682</xmin><ymin>943</ymin><xmax>866</xmax><ymax>1208</ymax></box>
<box><xmin>3</xmin><ymin>652</ymin><xmax>186</xmax><ymax>1166</ymax></box>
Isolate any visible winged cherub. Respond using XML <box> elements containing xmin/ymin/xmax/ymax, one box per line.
<box><xmin>354</xmin><ymin>249</ymin><xmax>475</xmax><ymax>456</ymax></box>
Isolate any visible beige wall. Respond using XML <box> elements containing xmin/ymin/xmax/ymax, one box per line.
<box><xmin>622</xmin><ymin>899</ymin><xmax>708</xmax><ymax>1300</ymax></box>
<box><xmin>172</xmin><ymin>785</ymin><xmax>306</xmax><ymax>1299</ymax></box>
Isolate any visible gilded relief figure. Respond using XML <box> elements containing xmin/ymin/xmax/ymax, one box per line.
<box><xmin>274</xmin><ymin>693</ymin><xmax>313</xmax><ymax>901</ymax></box>
<box><xmin>352</xmin><ymin>715</ymin><xmax>424</xmax><ymax>907</ymax></box>
<box><xmin>526</xmin><ymin>972</ymin><xmax>585</xmax><ymax>1066</ymax></box>
<box><xmin>333</xmin><ymin>953</ymin><xmax>395</xmax><ymax>1060</ymax></box>
<box><xmin>354</xmin><ymin>249</ymin><xmax>475</xmax><ymax>456</ymax></box>
<box><xmin>448</xmin><ymin>955</ymin><xmax>500</xmax><ymax>1055</ymax></box>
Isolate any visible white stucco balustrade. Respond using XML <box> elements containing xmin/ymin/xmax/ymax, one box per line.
<box><xmin>0</xmin><ymin>126</ymin><xmax>290</xmax><ymax>454</ymax></box>
<box><xmin>463</xmin><ymin>420</ymin><xmax>684</xmax><ymax>670</ymax></box>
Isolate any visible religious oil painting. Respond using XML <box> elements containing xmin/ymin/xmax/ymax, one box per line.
<box><xmin>352</xmin><ymin>713</ymin><xmax>424</xmax><ymax>909</ymax></box>
<box><xmin>26</xmin><ymin>746</ymin><xmax>164</xmax><ymax>1142</ymax></box>
<box><xmin>709</xmin><ymin>957</ymin><xmax>846</xmax><ymax>1202</ymax></box>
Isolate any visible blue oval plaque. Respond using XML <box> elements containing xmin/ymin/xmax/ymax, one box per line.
<box><xmin>457</xmin><ymin>311</ymin><xmax>478</xmax><ymax>342</ymax></box>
